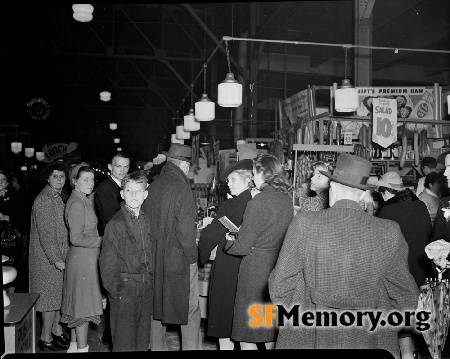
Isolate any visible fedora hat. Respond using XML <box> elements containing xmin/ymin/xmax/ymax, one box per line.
<box><xmin>219</xmin><ymin>159</ymin><xmax>253</xmax><ymax>183</ymax></box>
<box><xmin>374</xmin><ymin>171</ymin><xmax>405</xmax><ymax>191</ymax></box>
<box><xmin>162</xmin><ymin>143</ymin><xmax>194</xmax><ymax>164</ymax></box>
<box><xmin>320</xmin><ymin>153</ymin><xmax>376</xmax><ymax>190</ymax></box>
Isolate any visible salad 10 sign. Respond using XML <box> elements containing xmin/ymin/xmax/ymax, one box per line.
<box><xmin>372</xmin><ymin>97</ymin><xmax>397</xmax><ymax>148</ymax></box>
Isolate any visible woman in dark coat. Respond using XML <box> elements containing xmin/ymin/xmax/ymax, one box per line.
<box><xmin>375</xmin><ymin>171</ymin><xmax>433</xmax><ymax>359</ymax></box>
<box><xmin>225</xmin><ymin>153</ymin><xmax>294</xmax><ymax>350</ymax></box>
<box><xmin>375</xmin><ymin>172</ymin><xmax>433</xmax><ymax>287</ymax></box>
<box><xmin>198</xmin><ymin>159</ymin><xmax>253</xmax><ymax>350</ymax></box>
<box><xmin>29</xmin><ymin>161</ymin><xmax>70</xmax><ymax>351</ymax></box>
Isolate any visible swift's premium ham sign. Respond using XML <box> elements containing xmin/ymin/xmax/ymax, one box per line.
<box><xmin>372</xmin><ymin>98</ymin><xmax>397</xmax><ymax>148</ymax></box>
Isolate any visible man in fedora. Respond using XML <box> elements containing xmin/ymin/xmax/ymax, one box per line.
<box><xmin>269</xmin><ymin>153</ymin><xmax>419</xmax><ymax>359</ymax></box>
<box><xmin>143</xmin><ymin>143</ymin><xmax>202</xmax><ymax>350</ymax></box>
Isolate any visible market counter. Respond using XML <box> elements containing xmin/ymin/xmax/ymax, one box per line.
<box><xmin>4</xmin><ymin>292</ymin><xmax>39</xmax><ymax>354</ymax></box>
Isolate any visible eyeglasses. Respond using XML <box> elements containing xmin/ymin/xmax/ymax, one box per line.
<box><xmin>124</xmin><ymin>188</ymin><xmax>145</xmax><ymax>195</ymax></box>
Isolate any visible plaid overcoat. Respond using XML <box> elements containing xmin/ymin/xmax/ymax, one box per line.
<box><xmin>269</xmin><ymin>199</ymin><xmax>419</xmax><ymax>359</ymax></box>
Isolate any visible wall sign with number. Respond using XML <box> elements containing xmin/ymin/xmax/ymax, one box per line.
<box><xmin>343</xmin><ymin>130</ymin><xmax>353</xmax><ymax>145</ymax></box>
<box><xmin>372</xmin><ymin>97</ymin><xmax>397</xmax><ymax>148</ymax></box>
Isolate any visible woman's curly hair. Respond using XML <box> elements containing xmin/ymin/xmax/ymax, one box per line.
<box><xmin>39</xmin><ymin>161</ymin><xmax>71</xmax><ymax>184</ymax></box>
<box><xmin>253</xmin><ymin>153</ymin><xmax>292</xmax><ymax>194</ymax></box>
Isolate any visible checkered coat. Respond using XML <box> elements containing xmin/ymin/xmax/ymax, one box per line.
<box><xmin>269</xmin><ymin>199</ymin><xmax>419</xmax><ymax>359</ymax></box>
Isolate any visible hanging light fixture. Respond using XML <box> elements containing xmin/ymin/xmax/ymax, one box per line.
<box><xmin>195</xmin><ymin>65</ymin><xmax>216</xmax><ymax>121</ymax></box>
<box><xmin>218</xmin><ymin>40</ymin><xmax>242</xmax><ymax>107</ymax></box>
<box><xmin>109</xmin><ymin>122</ymin><xmax>117</xmax><ymax>130</ymax></box>
<box><xmin>184</xmin><ymin>108</ymin><xmax>200</xmax><ymax>131</ymax></box>
<box><xmin>114</xmin><ymin>138</ymin><xmax>120</xmax><ymax>144</ymax></box>
<box><xmin>176</xmin><ymin>124</ymin><xmax>191</xmax><ymax>140</ymax></box>
<box><xmin>100</xmin><ymin>91</ymin><xmax>111</xmax><ymax>102</ymax></box>
<box><xmin>335</xmin><ymin>45</ymin><xmax>359</xmax><ymax>113</ymax></box>
<box><xmin>11</xmin><ymin>142</ymin><xmax>22</xmax><ymax>154</ymax></box>
<box><xmin>72</xmin><ymin>4</ymin><xmax>94</xmax><ymax>23</ymax></box>
<box><xmin>36</xmin><ymin>152</ymin><xmax>45</xmax><ymax>161</ymax></box>
<box><xmin>25</xmin><ymin>148</ymin><xmax>34</xmax><ymax>158</ymax></box>
<box><xmin>447</xmin><ymin>95</ymin><xmax>450</xmax><ymax>115</ymax></box>
<box><xmin>171</xmin><ymin>133</ymin><xmax>184</xmax><ymax>144</ymax></box>
<box><xmin>117</xmin><ymin>147</ymin><xmax>122</xmax><ymax>152</ymax></box>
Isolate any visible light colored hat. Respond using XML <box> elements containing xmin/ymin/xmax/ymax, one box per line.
<box><xmin>374</xmin><ymin>172</ymin><xmax>405</xmax><ymax>191</ymax></box>
<box><xmin>69</xmin><ymin>162</ymin><xmax>89</xmax><ymax>187</ymax></box>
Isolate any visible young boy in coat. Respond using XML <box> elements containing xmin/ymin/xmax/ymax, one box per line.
<box><xmin>99</xmin><ymin>170</ymin><xmax>154</xmax><ymax>352</ymax></box>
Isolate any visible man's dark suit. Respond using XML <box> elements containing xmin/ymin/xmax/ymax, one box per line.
<box><xmin>95</xmin><ymin>175</ymin><xmax>123</xmax><ymax>347</ymax></box>
<box><xmin>95</xmin><ymin>176</ymin><xmax>122</xmax><ymax>236</ymax></box>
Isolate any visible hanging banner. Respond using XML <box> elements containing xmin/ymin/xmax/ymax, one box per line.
<box><xmin>282</xmin><ymin>89</ymin><xmax>309</xmax><ymax>125</ymax></box>
<box><xmin>41</xmin><ymin>142</ymin><xmax>78</xmax><ymax>163</ymax></box>
<box><xmin>372</xmin><ymin>98</ymin><xmax>397</xmax><ymax>148</ymax></box>
<box><xmin>340</xmin><ymin>86</ymin><xmax>436</xmax><ymax>138</ymax></box>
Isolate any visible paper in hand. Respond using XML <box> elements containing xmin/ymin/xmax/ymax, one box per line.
<box><xmin>218</xmin><ymin>216</ymin><xmax>240</xmax><ymax>233</ymax></box>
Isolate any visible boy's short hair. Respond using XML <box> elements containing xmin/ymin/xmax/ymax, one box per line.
<box><xmin>421</xmin><ymin>157</ymin><xmax>437</xmax><ymax>171</ymax></box>
<box><xmin>121</xmin><ymin>170</ymin><xmax>148</xmax><ymax>190</ymax></box>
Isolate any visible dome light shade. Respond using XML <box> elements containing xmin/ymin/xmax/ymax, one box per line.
<box><xmin>72</xmin><ymin>4</ymin><xmax>94</xmax><ymax>22</ymax></box>
<box><xmin>109</xmin><ymin>122</ymin><xmax>117</xmax><ymax>130</ymax></box>
<box><xmin>11</xmin><ymin>142</ymin><xmax>22</xmax><ymax>154</ymax></box>
<box><xmin>114</xmin><ymin>138</ymin><xmax>120</xmax><ymax>144</ymax></box>
<box><xmin>184</xmin><ymin>109</ymin><xmax>200</xmax><ymax>131</ymax></box>
<box><xmin>36</xmin><ymin>152</ymin><xmax>45</xmax><ymax>161</ymax></box>
<box><xmin>100</xmin><ymin>91</ymin><xmax>111</xmax><ymax>102</ymax></box>
<box><xmin>171</xmin><ymin>134</ymin><xmax>184</xmax><ymax>144</ymax></box>
<box><xmin>117</xmin><ymin>147</ymin><xmax>122</xmax><ymax>152</ymax></box>
<box><xmin>25</xmin><ymin>147</ymin><xmax>34</xmax><ymax>158</ymax></box>
<box><xmin>218</xmin><ymin>73</ymin><xmax>242</xmax><ymax>107</ymax></box>
<box><xmin>176</xmin><ymin>125</ymin><xmax>191</xmax><ymax>140</ymax></box>
<box><xmin>195</xmin><ymin>94</ymin><xmax>215</xmax><ymax>121</ymax></box>
<box><xmin>335</xmin><ymin>79</ymin><xmax>359</xmax><ymax>112</ymax></box>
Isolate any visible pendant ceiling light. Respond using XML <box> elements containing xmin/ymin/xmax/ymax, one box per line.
<box><xmin>117</xmin><ymin>147</ymin><xmax>122</xmax><ymax>152</ymax></box>
<box><xmin>184</xmin><ymin>108</ymin><xmax>200</xmax><ymax>131</ymax></box>
<box><xmin>195</xmin><ymin>65</ymin><xmax>215</xmax><ymax>121</ymax></box>
<box><xmin>109</xmin><ymin>122</ymin><xmax>117</xmax><ymax>130</ymax></box>
<box><xmin>114</xmin><ymin>138</ymin><xmax>120</xmax><ymax>144</ymax></box>
<box><xmin>24</xmin><ymin>147</ymin><xmax>34</xmax><ymax>158</ymax></box>
<box><xmin>335</xmin><ymin>46</ymin><xmax>359</xmax><ymax>113</ymax></box>
<box><xmin>36</xmin><ymin>152</ymin><xmax>45</xmax><ymax>161</ymax></box>
<box><xmin>171</xmin><ymin>133</ymin><xmax>184</xmax><ymax>144</ymax></box>
<box><xmin>11</xmin><ymin>142</ymin><xmax>22</xmax><ymax>154</ymax></box>
<box><xmin>100</xmin><ymin>91</ymin><xmax>111</xmax><ymax>102</ymax></box>
<box><xmin>447</xmin><ymin>95</ymin><xmax>450</xmax><ymax>115</ymax></box>
<box><xmin>218</xmin><ymin>41</ymin><xmax>242</xmax><ymax>107</ymax></box>
<box><xmin>72</xmin><ymin>4</ymin><xmax>94</xmax><ymax>23</ymax></box>
<box><xmin>176</xmin><ymin>124</ymin><xmax>191</xmax><ymax>140</ymax></box>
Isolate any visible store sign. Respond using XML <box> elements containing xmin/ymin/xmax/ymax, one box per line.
<box><xmin>372</xmin><ymin>98</ymin><xmax>397</xmax><ymax>148</ymax></box>
<box><xmin>340</xmin><ymin>86</ymin><xmax>436</xmax><ymax>138</ymax></box>
<box><xmin>41</xmin><ymin>142</ymin><xmax>78</xmax><ymax>163</ymax></box>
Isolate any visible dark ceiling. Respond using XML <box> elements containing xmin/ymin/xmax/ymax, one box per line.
<box><xmin>2</xmin><ymin>1</ymin><xmax>450</xmax><ymax>165</ymax></box>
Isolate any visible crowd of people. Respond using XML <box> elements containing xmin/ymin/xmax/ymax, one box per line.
<box><xmin>4</xmin><ymin>144</ymin><xmax>450</xmax><ymax>357</ymax></box>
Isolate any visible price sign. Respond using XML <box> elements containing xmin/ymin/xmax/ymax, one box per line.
<box><xmin>343</xmin><ymin>130</ymin><xmax>353</xmax><ymax>145</ymax></box>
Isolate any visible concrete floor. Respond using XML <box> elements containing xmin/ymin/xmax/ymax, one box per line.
<box><xmin>34</xmin><ymin>313</ymin><xmax>218</xmax><ymax>353</ymax></box>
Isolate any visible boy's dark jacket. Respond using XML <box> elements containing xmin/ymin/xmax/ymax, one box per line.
<box><xmin>99</xmin><ymin>202</ymin><xmax>155</xmax><ymax>299</ymax></box>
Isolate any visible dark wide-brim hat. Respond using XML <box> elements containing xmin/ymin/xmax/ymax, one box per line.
<box><xmin>219</xmin><ymin>159</ymin><xmax>253</xmax><ymax>183</ymax></box>
<box><xmin>162</xmin><ymin>143</ymin><xmax>194</xmax><ymax>164</ymax></box>
<box><xmin>39</xmin><ymin>160</ymin><xmax>71</xmax><ymax>184</ymax></box>
<box><xmin>319</xmin><ymin>153</ymin><xmax>376</xmax><ymax>191</ymax></box>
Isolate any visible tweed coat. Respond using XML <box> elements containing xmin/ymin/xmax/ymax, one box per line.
<box><xmin>95</xmin><ymin>176</ymin><xmax>122</xmax><ymax>236</ymax></box>
<box><xmin>377</xmin><ymin>195</ymin><xmax>433</xmax><ymax>287</ymax></box>
<box><xmin>61</xmin><ymin>190</ymin><xmax>103</xmax><ymax>319</ymax></box>
<box><xmin>197</xmin><ymin>189</ymin><xmax>252</xmax><ymax>338</ymax></box>
<box><xmin>142</xmin><ymin>161</ymin><xmax>198</xmax><ymax>325</ymax></box>
<box><xmin>225</xmin><ymin>186</ymin><xmax>294</xmax><ymax>343</ymax></box>
<box><xmin>29</xmin><ymin>185</ymin><xmax>69</xmax><ymax>311</ymax></box>
<box><xmin>268</xmin><ymin>199</ymin><xmax>419</xmax><ymax>359</ymax></box>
